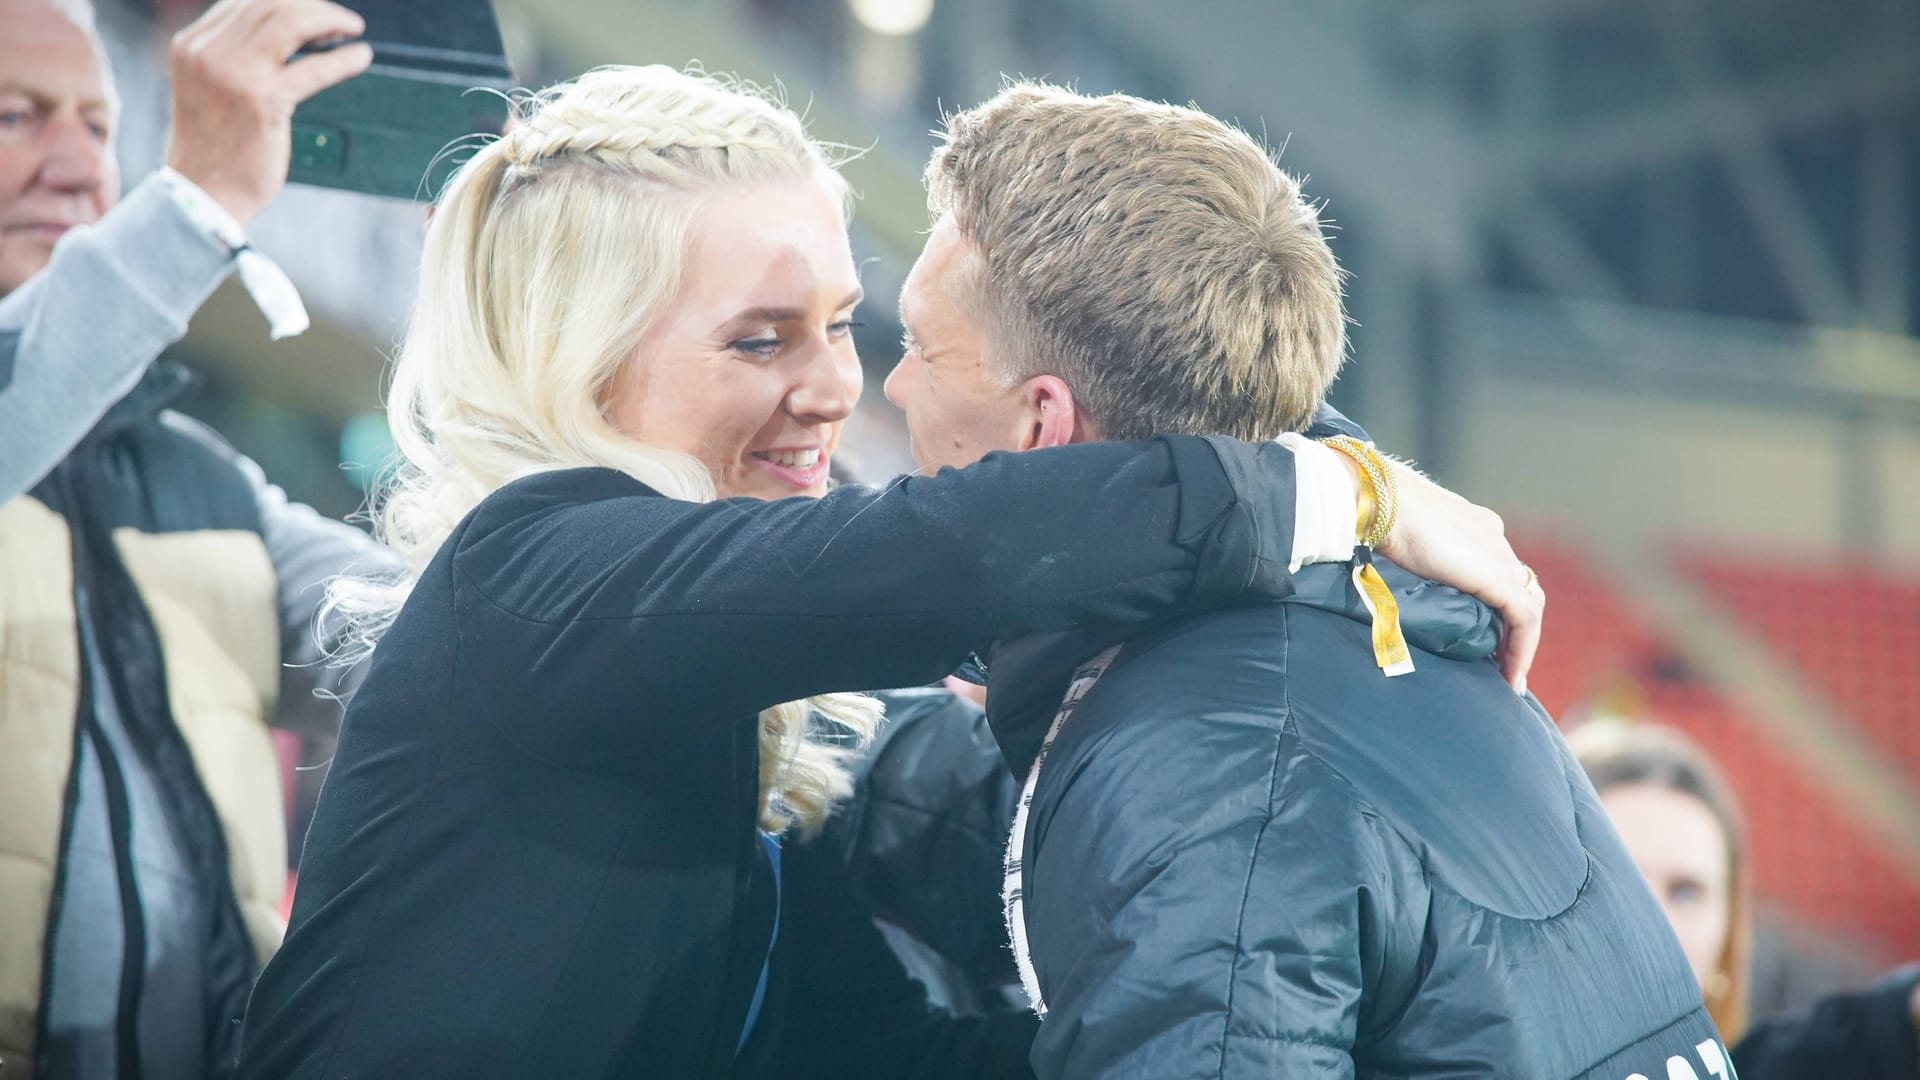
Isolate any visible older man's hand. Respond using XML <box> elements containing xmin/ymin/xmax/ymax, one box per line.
<box><xmin>165</xmin><ymin>0</ymin><xmax>374</xmax><ymax>226</ymax></box>
<box><xmin>1375</xmin><ymin>462</ymin><xmax>1545</xmax><ymax>695</ymax></box>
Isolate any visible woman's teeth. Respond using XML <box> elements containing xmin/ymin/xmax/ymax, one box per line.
<box><xmin>760</xmin><ymin>449</ymin><xmax>821</xmax><ymax>469</ymax></box>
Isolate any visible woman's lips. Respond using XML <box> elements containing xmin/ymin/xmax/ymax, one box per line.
<box><xmin>748</xmin><ymin>449</ymin><xmax>830</xmax><ymax>489</ymax></box>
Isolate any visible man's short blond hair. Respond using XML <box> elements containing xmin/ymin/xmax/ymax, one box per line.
<box><xmin>927</xmin><ymin>83</ymin><xmax>1346</xmax><ymax>441</ymax></box>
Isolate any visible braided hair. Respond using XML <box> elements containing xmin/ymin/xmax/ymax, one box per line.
<box><xmin>329</xmin><ymin>66</ymin><xmax>873</xmax><ymax>834</ymax></box>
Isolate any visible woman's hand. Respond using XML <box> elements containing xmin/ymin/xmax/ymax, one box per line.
<box><xmin>1373</xmin><ymin>461</ymin><xmax>1544</xmax><ymax>694</ymax></box>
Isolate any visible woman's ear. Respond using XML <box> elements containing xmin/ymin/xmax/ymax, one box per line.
<box><xmin>1016</xmin><ymin>374</ymin><xmax>1083</xmax><ymax>451</ymax></box>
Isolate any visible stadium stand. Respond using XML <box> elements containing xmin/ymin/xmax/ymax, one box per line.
<box><xmin>1682</xmin><ymin>555</ymin><xmax>1920</xmax><ymax>788</ymax></box>
<box><xmin>1516</xmin><ymin>532</ymin><xmax>1920</xmax><ymax>961</ymax></box>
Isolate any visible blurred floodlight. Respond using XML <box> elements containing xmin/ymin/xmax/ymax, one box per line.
<box><xmin>849</xmin><ymin>0</ymin><xmax>934</xmax><ymax>36</ymax></box>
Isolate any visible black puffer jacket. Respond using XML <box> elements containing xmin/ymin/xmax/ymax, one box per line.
<box><xmin>820</xmin><ymin>686</ymin><xmax>1021</xmax><ymax>1012</ymax></box>
<box><xmin>815</xmin><ymin>405</ymin><xmax>1375</xmax><ymax>1018</ymax></box>
<box><xmin>993</xmin><ymin>564</ymin><xmax>1726</xmax><ymax>1078</ymax></box>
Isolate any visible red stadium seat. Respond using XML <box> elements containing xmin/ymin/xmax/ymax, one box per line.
<box><xmin>1510</xmin><ymin>530</ymin><xmax>1920</xmax><ymax>960</ymax></box>
<box><xmin>1680</xmin><ymin>554</ymin><xmax>1920</xmax><ymax>788</ymax></box>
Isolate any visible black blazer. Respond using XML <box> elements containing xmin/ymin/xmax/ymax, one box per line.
<box><xmin>236</xmin><ymin>435</ymin><xmax>1307</xmax><ymax>1079</ymax></box>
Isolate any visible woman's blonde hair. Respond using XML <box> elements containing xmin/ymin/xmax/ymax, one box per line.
<box><xmin>1569</xmin><ymin>720</ymin><xmax>1753</xmax><ymax>1042</ymax></box>
<box><xmin>331</xmin><ymin>65</ymin><xmax>878</xmax><ymax>835</ymax></box>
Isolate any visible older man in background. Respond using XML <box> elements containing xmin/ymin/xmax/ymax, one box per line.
<box><xmin>0</xmin><ymin>1</ymin><xmax>389</xmax><ymax>1076</ymax></box>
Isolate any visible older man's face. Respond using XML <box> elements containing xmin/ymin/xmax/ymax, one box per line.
<box><xmin>884</xmin><ymin>216</ymin><xmax>1031</xmax><ymax>474</ymax></box>
<box><xmin>0</xmin><ymin>0</ymin><xmax>120</xmax><ymax>296</ymax></box>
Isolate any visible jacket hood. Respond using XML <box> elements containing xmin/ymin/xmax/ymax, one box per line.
<box><xmin>984</xmin><ymin>401</ymin><xmax>1501</xmax><ymax>775</ymax></box>
<box><xmin>986</xmin><ymin>562</ymin><xmax>1501</xmax><ymax>777</ymax></box>
<box><xmin>1283</xmin><ymin>559</ymin><xmax>1500</xmax><ymax>662</ymax></box>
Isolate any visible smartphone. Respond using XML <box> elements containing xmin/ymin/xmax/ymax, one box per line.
<box><xmin>288</xmin><ymin>0</ymin><xmax>514</xmax><ymax>201</ymax></box>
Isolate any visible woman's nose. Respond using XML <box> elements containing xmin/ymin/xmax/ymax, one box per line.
<box><xmin>789</xmin><ymin>343</ymin><xmax>862</xmax><ymax>423</ymax></box>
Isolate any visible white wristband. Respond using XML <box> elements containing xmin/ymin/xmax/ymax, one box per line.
<box><xmin>154</xmin><ymin>168</ymin><xmax>310</xmax><ymax>341</ymax></box>
<box><xmin>1277</xmin><ymin>432</ymin><xmax>1362</xmax><ymax>572</ymax></box>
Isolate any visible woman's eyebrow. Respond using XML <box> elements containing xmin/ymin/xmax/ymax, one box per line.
<box><xmin>724</xmin><ymin>305</ymin><xmax>808</xmax><ymax>325</ymax></box>
<box><xmin>719</xmin><ymin>288</ymin><xmax>866</xmax><ymax>328</ymax></box>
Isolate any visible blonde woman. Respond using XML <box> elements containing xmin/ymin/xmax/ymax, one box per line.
<box><xmin>234</xmin><ymin>66</ymin><xmax>1532</xmax><ymax>1078</ymax></box>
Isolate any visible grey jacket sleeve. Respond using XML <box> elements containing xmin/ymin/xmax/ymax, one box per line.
<box><xmin>244</xmin><ymin>455</ymin><xmax>402</xmax><ymax>736</ymax></box>
<box><xmin>0</xmin><ymin>177</ymin><xmax>235</xmax><ymax>501</ymax></box>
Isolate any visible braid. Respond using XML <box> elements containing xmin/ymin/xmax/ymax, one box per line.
<box><xmin>355</xmin><ymin>63</ymin><xmax>871</xmax><ymax>836</ymax></box>
<box><xmin>504</xmin><ymin>118</ymin><xmax>791</xmax><ymax>163</ymax></box>
<box><xmin>496</xmin><ymin>67</ymin><xmax>810</xmax><ymax>175</ymax></box>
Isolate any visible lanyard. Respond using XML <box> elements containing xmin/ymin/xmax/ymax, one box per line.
<box><xmin>1002</xmin><ymin>645</ymin><xmax>1122</xmax><ymax>1017</ymax></box>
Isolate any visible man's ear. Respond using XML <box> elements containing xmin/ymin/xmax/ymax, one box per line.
<box><xmin>1015</xmin><ymin>374</ymin><xmax>1083</xmax><ymax>452</ymax></box>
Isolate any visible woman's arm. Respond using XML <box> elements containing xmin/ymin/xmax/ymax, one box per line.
<box><xmin>452</xmin><ymin>436</ymin><xmax>1294</xmax><ymax>731</ymax></box>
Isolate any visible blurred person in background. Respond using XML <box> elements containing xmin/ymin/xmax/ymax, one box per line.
<box><xmin>1573</xmin><ymin>720</ymin><xmax>1920</xmax><ymax>1079</ymax></box>
<box><xmin>0</xmin><ymin>0</ymin><xmax>390</xmax><ymax>1076</ymax></box>
<box><xmin>1568</xmin><ymin>722</ymin><xmax>1754</xmax><ymax>1038</ymax></box>
<box><xmin>233</xmin><ymin>63</ymin><xmax>1542</xmax><ymax>1080</ymax></box>
<box><xmin>881</xmin><ymin>82</ymin><xmax>1710</xmax><ymax>1079</ymax></box>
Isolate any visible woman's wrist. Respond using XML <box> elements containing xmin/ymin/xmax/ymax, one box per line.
<box><xmin>1318</xmin><ymin>435</ymin><xmax>1398</xmax><ymax>549</ymax></box>
<box><xmin>1275</xmin><ymin>433</ymin><xmax>1363</xmax><ymax>571</ymax></box>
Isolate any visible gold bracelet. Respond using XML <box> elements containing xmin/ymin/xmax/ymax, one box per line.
<box><xmin>1368</xmin><ymin>449</ymin><xmax>1399</xmax><ymax>549</ymax></box>
<box><xmin>1317</xmin><ymin>434</ymin><xmax>1414</xmax><ymax>678</ymax></box>
<box><xmin>1319</xmin><ymin>436</ymin><xmax>1396</xmax><ymax>549</ymax></box>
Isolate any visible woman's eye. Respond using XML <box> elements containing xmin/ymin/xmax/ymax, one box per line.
<box><xmin>1668</xmin><ymin>880</ymin><xmax>1705</xmax><ymax>907</ymax></box>
<box><xmin>729</xmin><ymin>337</ymin><xmax>782</xmax><ymax>358</ymax></box>
<box><xmin>828</xmin><ymin>319</ymin><xmax>865</xmax><ymax>339</ymax></box>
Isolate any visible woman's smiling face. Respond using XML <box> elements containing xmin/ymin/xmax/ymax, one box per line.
<box><xmin>605</xmin><ymin>178</ymin><xmax>864</xmax><ymax>500</ymax></box>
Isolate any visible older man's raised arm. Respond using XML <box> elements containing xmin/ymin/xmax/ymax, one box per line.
<box><xmin>0</xmin><ymin>0</ymin><xmax>371</xmax><ymax>500</ymax></box>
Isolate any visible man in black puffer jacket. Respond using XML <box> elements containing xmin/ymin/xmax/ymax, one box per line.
<box><xmin>876</xmin><ymin>82</ymin><xmax>1724</xmax><ymax>1078</ymax></box>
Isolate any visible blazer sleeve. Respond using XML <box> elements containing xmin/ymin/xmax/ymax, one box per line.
<box><xmin>448</xmin><ymin>435</ymin><xmax>1302</xmax><ymax>760</ymax></box>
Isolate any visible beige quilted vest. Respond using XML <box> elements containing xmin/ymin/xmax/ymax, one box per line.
<box><xmin>0</xmin><ymin>494</ymin><xmax>288</xmax><ymax>1076</ymax></box>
